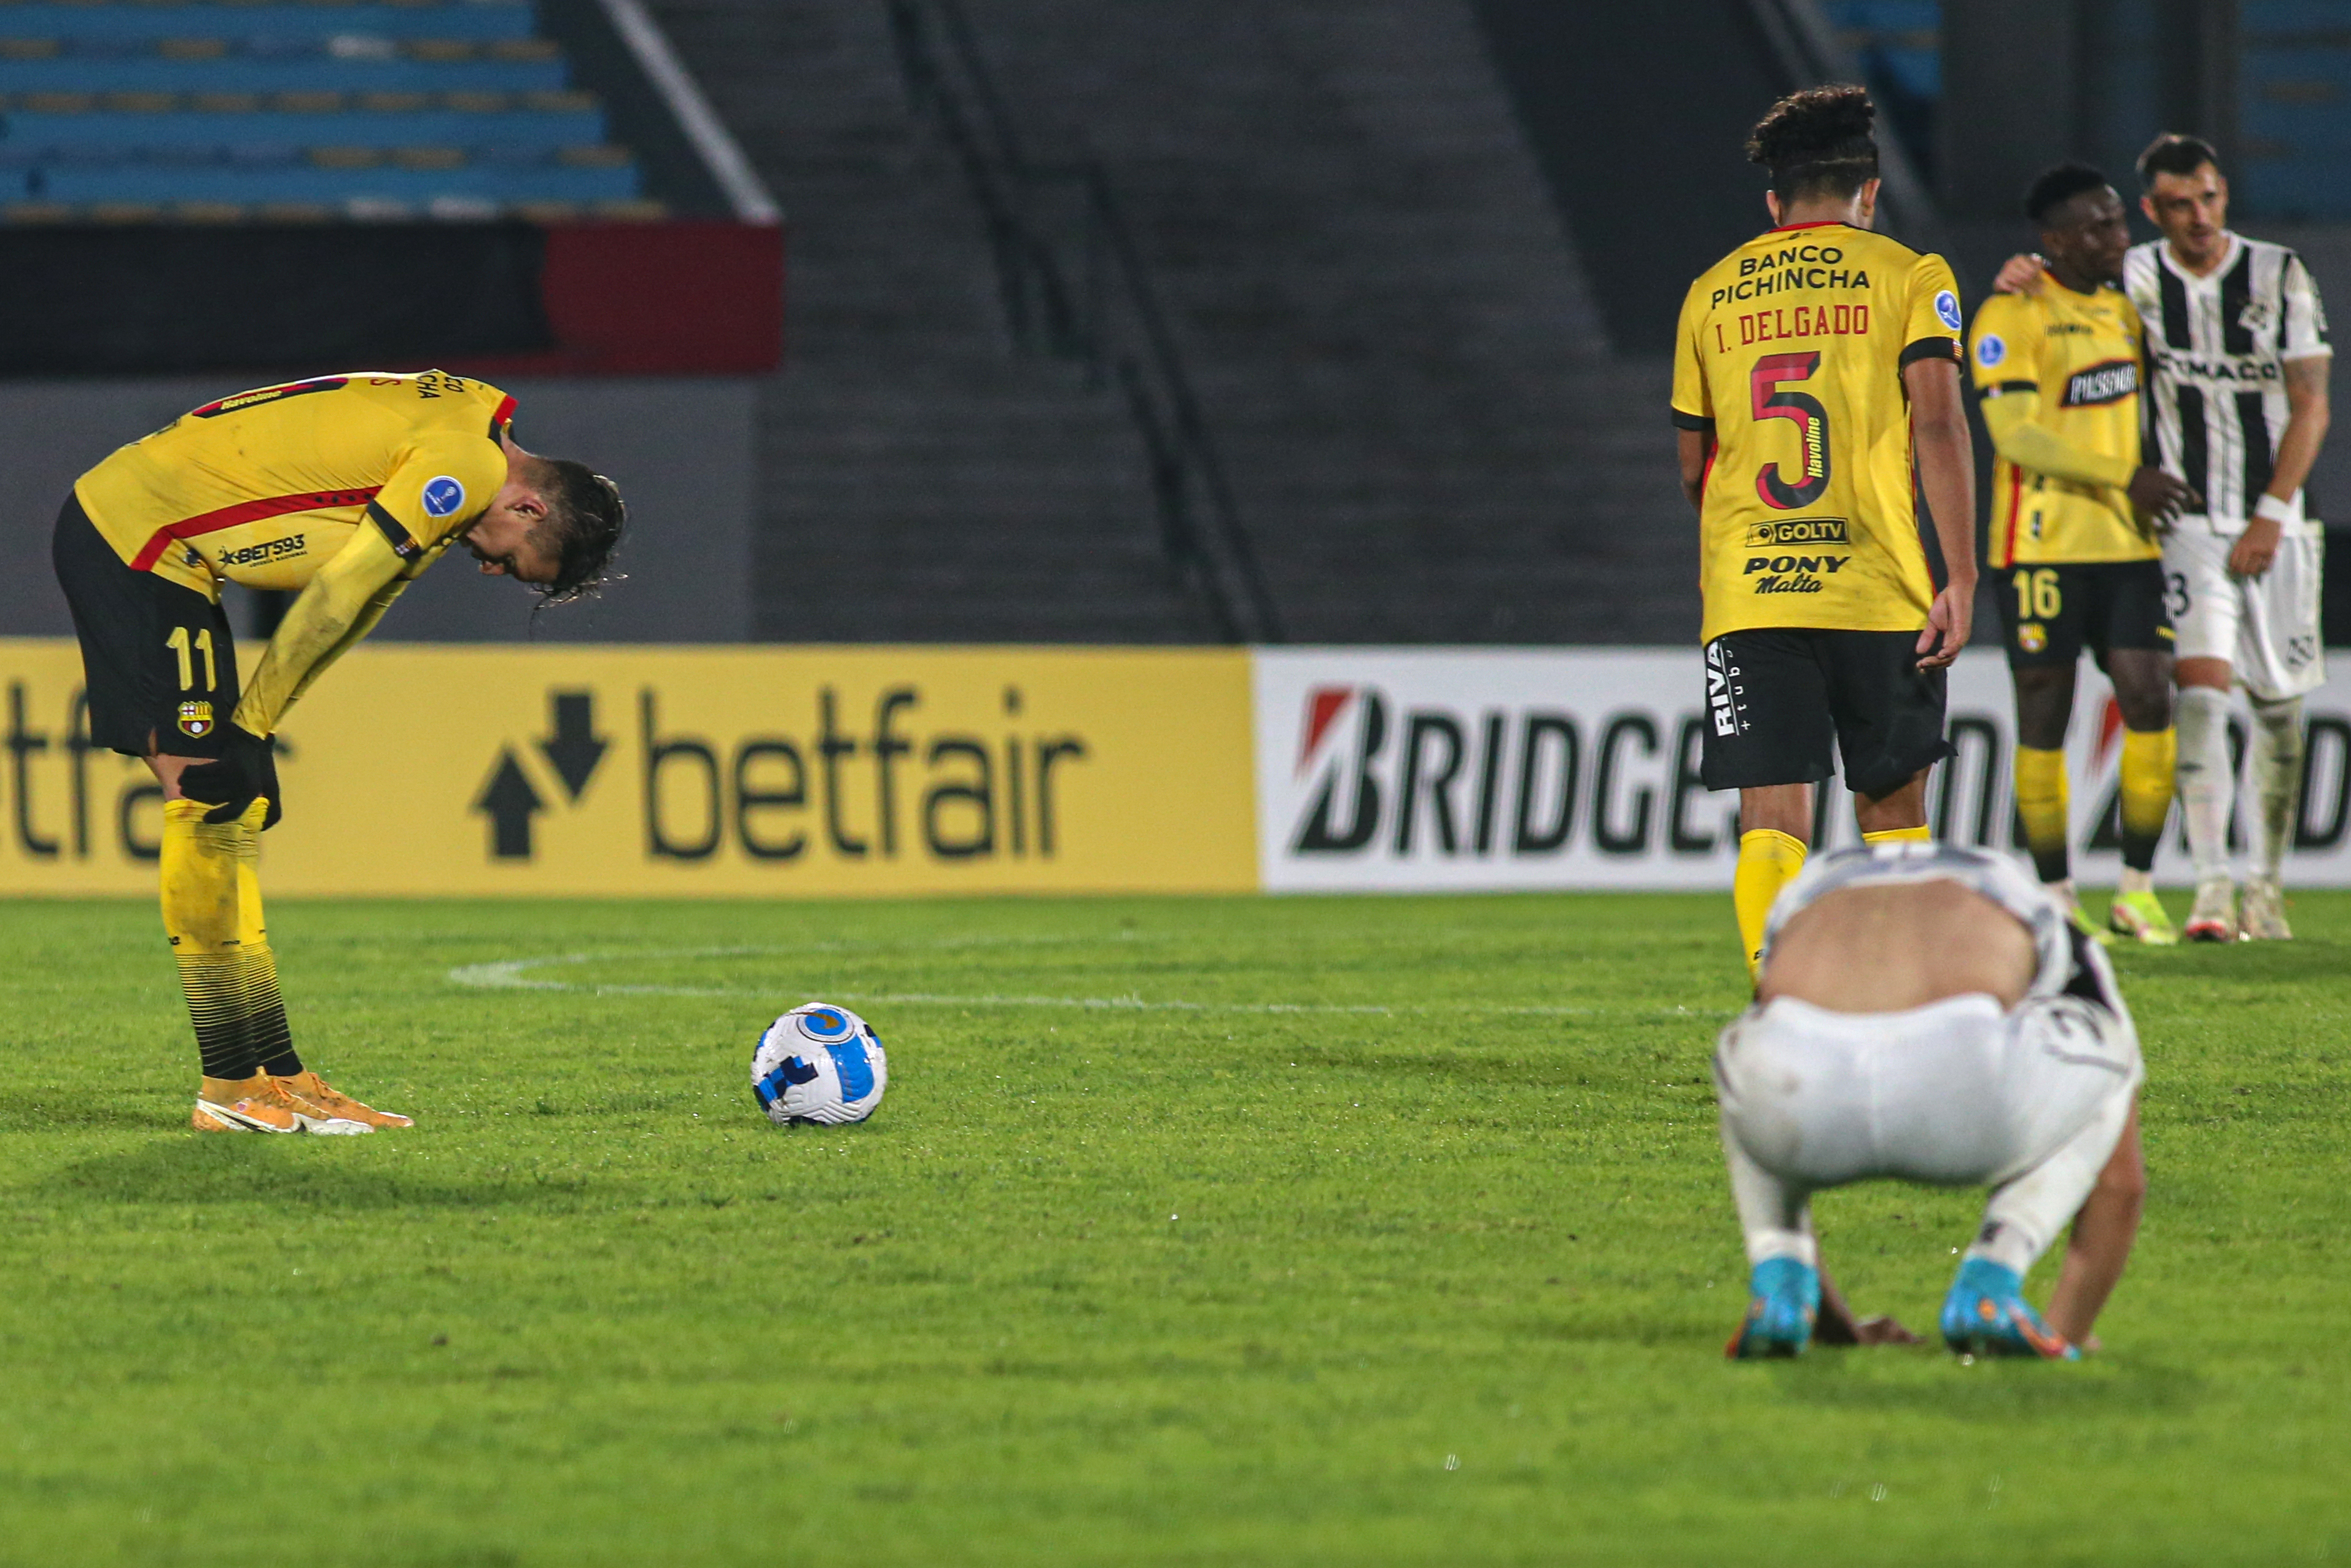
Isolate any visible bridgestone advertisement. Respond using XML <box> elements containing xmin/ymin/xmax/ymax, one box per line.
<box><xmin>1255</xmin><ymin>647</ymin><xmax>2351</xmax><ymax>890</ymax></box>
<box><xmin>4</xmin><ymin>639</ymin><xmax>2349</xmax><ymax>893</ymax></box>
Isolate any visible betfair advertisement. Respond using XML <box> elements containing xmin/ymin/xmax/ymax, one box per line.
<box><xmin>0</xmin><ymin>641</ymin><xmax>1257</xmax><ymax>895</ymax></box>
<box><xmin>7</xmin><ymin>639</ymin><xmax>2351</xmax><ymax>894</ymax></box>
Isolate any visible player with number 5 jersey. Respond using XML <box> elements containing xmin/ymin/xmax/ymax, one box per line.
<box><xmin>1672</xmin><ymin>85</ymin><xmax>1978</xmax><ymax>977</ymax></box>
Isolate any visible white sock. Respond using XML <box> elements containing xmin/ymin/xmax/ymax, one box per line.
<box><xmin>1968</xmin><ymin>1081</ymin><xmax>2136</xmax><ymax>1278</ymax></box>
<box><xmin>2247</xmin><ymin>695</ymin><xmax>2305</xmax><ymax>880</ymax></box>
<box><xmin>2174</xmin><ymin>685</ymin><xmax>2235</xmax><ymax>884</ymax></box>
<box><xmin>2118</xmin><ymin>866</ymin><xmax>2153</xmax><ymax>895</ymax></box>
<box><xmin>1721</xmin><ymin>1121</ymin><xmax>1818</xmax><ymax>1268</ymax></box>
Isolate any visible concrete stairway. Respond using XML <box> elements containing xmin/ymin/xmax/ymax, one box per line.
<box><xmin>652</xmin><ymin>0</ymin><xmax>1700</xmax><ymax>645</ymax></box>
<box><xmin>645</xmin><ymin>0</ymin><xmax>1215</xmax><ymax>642</ymax></box>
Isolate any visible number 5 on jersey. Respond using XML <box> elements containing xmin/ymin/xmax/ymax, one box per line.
<box><xmin>1751</xmin><ymin>353</ymin><xmax>1831</xmax><ymax>510</ymax></box>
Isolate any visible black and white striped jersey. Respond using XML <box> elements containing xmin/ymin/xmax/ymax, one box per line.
<box><xmin>2123</xmin><ymin>232</ymin><xmax>2331</xmax><ymax>535</ymax></box>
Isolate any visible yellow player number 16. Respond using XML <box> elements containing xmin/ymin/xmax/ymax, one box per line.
<box><xmin>2014</xmin><ymin>568</ymin><xmax>2062</xmax><ymax>622</ymax></box>
<box><xmin>166</xmin><ymin>625</ymin><xmax>218</xmax><ymax>692</ymax></box>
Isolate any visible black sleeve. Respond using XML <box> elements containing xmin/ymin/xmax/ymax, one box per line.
<box><xmin>1900</xmin><ymin>337</ymin><xmax>1962</xmax><ymax>369</ymax></box>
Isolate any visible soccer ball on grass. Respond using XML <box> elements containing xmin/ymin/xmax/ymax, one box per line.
<box><xmin>751</xmin><ymin>1003</ymin><xmax>888</xmax><ymax>1126</ymax></box>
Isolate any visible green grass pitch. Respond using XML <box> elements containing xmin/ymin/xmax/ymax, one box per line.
<box><xmin>1</xmin><ymin>889</ymin><xmax>2346</xmax><ymax>1566</ymax></box>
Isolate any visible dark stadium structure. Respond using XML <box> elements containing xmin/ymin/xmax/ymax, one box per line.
<box><xmin>0</xmin><ymin>0</ymin><xmax>781</xmax><ymax>376</ymax></box>
<box><xmin>4</xmin><ymin>0</ymin><xmax>2347</xmax><ymax>646</ymax></box>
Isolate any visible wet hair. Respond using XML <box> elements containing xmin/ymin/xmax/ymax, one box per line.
<box><xmin>2136</xmin><ymin>132</ymin><xmax>2221</xmax><ymax>189</ymax></box>
<box><xmin>1747</xmin><ymin>84</ymin><xmax>1880</xmax><ymax>203</ymax></box>
<box><xmin>527</xmin><ymin>458</ymin><xmax>626</xmax><ymax>605</ymax></box>
<box><xmin>2025</xmin><ymin>162</ymin><xmax>2113</xmax><ymax>225</ymax></box>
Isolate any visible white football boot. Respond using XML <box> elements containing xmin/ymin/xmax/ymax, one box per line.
<box><xmin>2240</xmin><ymin>876</ymin><xmax>2293</xmax><ymax>941</ymax></box>
<box><xmin>2184</xmin><ymin>878</ymin><xmax>2239</xmax><ymax>943</ymax></box>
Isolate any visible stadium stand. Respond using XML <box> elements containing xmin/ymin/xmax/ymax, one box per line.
<box><xmin>0</xmin><ymin>0</ymin><xmax>636</xmax><ymax>220</ymax></box>
<box><xmin>657</xmin><ymin>0</ymin><xmax>1697</xmax><ymax>644</ymax></box>
<box><xmin>0</xmin><ymin>0</ymin><xmax>781</xmax><ymax>375</ymax></box>
<box><xmin>5</xmin><ymin>0</ymin><xmax>2344</xmax><ymax>646</ymax></box>
<box><xmin>1830</xmin><ymin>0</ymin><xmax>2351</xmax><ymax>222</ymax></box>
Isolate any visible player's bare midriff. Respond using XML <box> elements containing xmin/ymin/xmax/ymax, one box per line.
<box><xmin>1758</xmin><ymin>880</ymin><xmax>2037</xmax><ymax>1012</ymax></box>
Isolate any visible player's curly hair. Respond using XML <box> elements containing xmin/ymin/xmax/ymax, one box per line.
<box><xmin>2024</xmin><ymin>162</ymin><xmax>2112</xmax><ymax>225</ymax></box>
<box><xmin>1747</xmin><ymin>84</ymin><xmax>1879</xmax><ymax>202</ymax></box>
<box><xmin>529</xmin><ymin>458</ymin><xmax>626</xmax><ymax>606</ymax></box>
<box><xmin>2136</xmin><ymin>132</ymin><xmax>2221</xmax><ymax>189</ymax></box>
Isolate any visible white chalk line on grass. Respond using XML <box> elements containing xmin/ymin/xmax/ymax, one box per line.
<box><xmin>445</xmin><ymin>947</ymin><xmax>1727</xmax><ymax>1021</ymax></box>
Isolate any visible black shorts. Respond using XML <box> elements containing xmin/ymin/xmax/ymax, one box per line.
<box><xmin>1995</xmin><ymin>560</ymin><xmax>2172</xmax><ymax>669</ymax></box>
<box><xmin>52</xmin><ymin>494</ymin><xmax>241</xmax><ymax>759</ymax></box>
<box><xmin>1701</xmin><ymin>628</ymin><xmax>1952</xmax><ymax>798</ymax></box>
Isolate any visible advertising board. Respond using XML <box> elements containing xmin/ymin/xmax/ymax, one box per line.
<box><xmin>0</xmin><ymin>641</ymin><xmax>1257</xmax><ymax>896</ymax></box>
<box><xmin>1254</xmin><ymin>647</ymin><xmax>2351</xmax><ymax>891</ymax></box>
<box><xmin>7</xmin><ymin>638</ymin><xmax>2349</xmax><ymax>895</ymax></box>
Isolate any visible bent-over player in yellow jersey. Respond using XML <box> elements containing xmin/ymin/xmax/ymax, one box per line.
<box><xmin>52</xmin><ymin>371</ymin><xmax>626</xmax><ymax>1133</ymax></box>
<box><xmin>1970</xmin><ymin>165</ymin><xmax>2199</xmax><ymax>946</ymax></box>
<box><xmin>1672</xmin><ymin>85</ymin><xmax>1978</xmax><ymax>976</ymax></box>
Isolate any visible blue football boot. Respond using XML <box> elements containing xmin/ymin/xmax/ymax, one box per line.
<box><xmin>1940</xmin><ymin>1257</ymin><xmax>2079</xmax><ymax>1360</ymax></box>
<box><xmin>1726</xmin><ymin>1257</ymin><xmax>1820</xmax><ymax>1359</ymax></box>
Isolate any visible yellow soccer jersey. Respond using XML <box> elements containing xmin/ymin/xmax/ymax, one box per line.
<box><xmin>1672</xmin><ymin>222</ymin><xmax>1963</xmax><ymax>644</ymax></box>
<box><xmin>1969</xmin><ymin>286</ymin><xmax>2153</xmax><ymax>566</ymax></box>
<box><xmin>74</xmin><ymin>371</ymin><xmax>517</xmax><ymax>737</ymax></box>
<box><xmin>76</xmin><ymin>370</ymin><xmax>514</xmax><ymax>598</ymax></box>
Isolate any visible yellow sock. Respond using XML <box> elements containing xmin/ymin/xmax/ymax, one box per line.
<box><xmin>1734</xmin><ymin>829</ymin><xmax>1807</xmax><ymax>978</ymax></box>
<box><xmin>2118</xmin><ymin>727</ymin><xmax>2177</xmax><ymax>875</ymax></box>
<box><xmin>1860</xmin><ymin>825</ymin><xmax>1932</xmax><ymax>843</ymax></box>
<box><xmin>2012</xmin><ymin>746</ymin><xmax>2070</xmax><ymax>883</ymax></box>
<box><xmin>160</xmin><ymin>798</ymin><xmax>292</xmax><ymax>1082</ymax></box>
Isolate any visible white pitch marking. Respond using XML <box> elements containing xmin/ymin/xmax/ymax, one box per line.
<box><xmin>447</xmin><ymin>947</ymin><xmax>1726</xmax><ymax>1020</ymax></box>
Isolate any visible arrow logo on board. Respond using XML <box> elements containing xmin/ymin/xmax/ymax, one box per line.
<box><xmin>475</xmin><ymin>747</ymin><xmax>546</xmax><ymax>859</ymax></box>
<box><xmin>537</xmin><ymin>690</ymin><xmax>607</xmax><ymax>802</ymax></box>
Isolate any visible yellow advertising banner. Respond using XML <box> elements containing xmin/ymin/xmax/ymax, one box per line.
<box><xmin>0</xmin><ymin>639</ymin><xmax>1257</xmax><ymax>896</ymax></box>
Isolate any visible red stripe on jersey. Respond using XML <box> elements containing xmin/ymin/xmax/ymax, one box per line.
<box><xmin>129</xmin><ymin>486</ymin><xmax>383</xmax><ymax>571</ymax></box>
<box><xmin>1998</xmin><ymin>465</ymin><xmax>2023</xmax><ymax>569</ymax></box>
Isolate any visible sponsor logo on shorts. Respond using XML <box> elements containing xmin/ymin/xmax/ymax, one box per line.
<box><xmin>2017</xmin><ymin>623</ymin><xmax>2047</xmax><ymax>653</ymax></box>
<box><xmin>216</xmin><ymin>534</ymin><xmax>306</xmax><ymax>569</ymax></box>
<box><xmin>2062</xmin><ymin>359</ymin><xmax>2139</xmax><ymax>407</ymax></box>
<box><xmin>1975</xmin><ymin>334</ymin><xmax>2006</xmax><ymax>367</ymax></box>
<box><xmin>1743</xmin><ymin>517</ymin><xmax>1849</xmax><ymax>547</ymax></box>
<box><xmin>1743</xmin><ymin>553</ymin><xmax>1849</xmax><ymax>595</ymax></box>
<box><xmin>421</xmin><ymin>477</ymin><xmax>467</xmax><ymax>519</ymax></box>
<box><xmin>177</xmin><ymin>700</ymin><xmax>214</xmax><ymax>739</ymax></box>
<box><xmin>1706</xmin><ymin>641</ymin><xmax>1748</xmax><ymax>737</ymax></box>
<box><xmin>1935</xmin><ymin>290</ymin><xmax>1963</xmax><ymax>330</ymax></box>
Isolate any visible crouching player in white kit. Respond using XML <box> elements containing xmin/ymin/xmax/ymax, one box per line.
<box><xmin>1715</xmin><ymin>842</ymin><xmax>2146</xmax><ymax>1360</ymax></box>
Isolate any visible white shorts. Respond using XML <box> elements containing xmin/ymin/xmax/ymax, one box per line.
<box><xmin>1715</xmin><ymin>988</ymin><xmax>2142</xmax><ymax>1192</ymax></box>
<box><xmin>2162</xmin><ymin>524</ymin><xmax>2327</xmax><ymax>700</ymax></box>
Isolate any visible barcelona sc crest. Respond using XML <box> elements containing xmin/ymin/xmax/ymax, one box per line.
<box><xmin>177</xmin><ymin>700</ymin><xmax>214</xmax><ymax>739</ymax></box>
<box><xmin>2016</xmin><ymin>623</ymin><xmax>2047</xmax><ymax>655</ymax></box>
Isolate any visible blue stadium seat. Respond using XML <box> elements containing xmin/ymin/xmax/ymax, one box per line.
<box><xmin>0</xmin><ymin>0</ymin><xmax>650</xmax><ymax>220</ymax></box>
<box><xmin>1822</xmin><ymin>0</ymin><xmax>2351</xmax><ymax>220</ymax></box>
<box><xmin>2240</xmin><ymin>0</ymin><xmax>2351</xmax><ymax>219</ymax></box>
<box><xmin>0</xmin><ymin>2</ymin><xmax>536</xmax><ymax>44</ymax></box>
